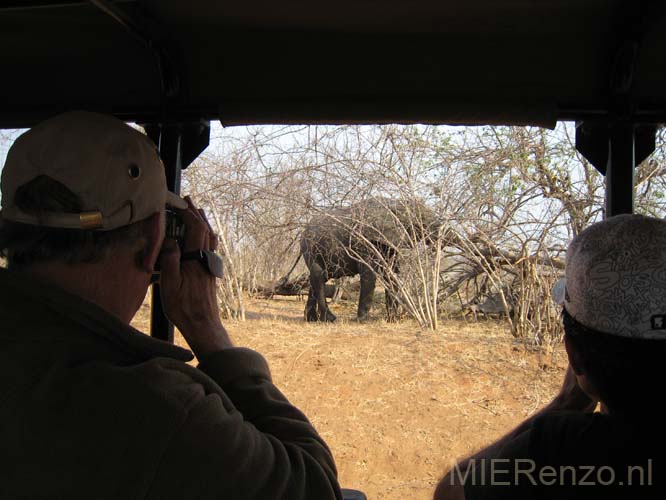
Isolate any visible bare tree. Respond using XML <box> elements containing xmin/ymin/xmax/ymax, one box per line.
<box><xmin>180</xmin><ymin>122</ymin><xmax>666</xmax><ymax>343</ymax></box>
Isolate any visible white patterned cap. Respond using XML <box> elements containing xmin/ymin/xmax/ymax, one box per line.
<box><xmin>553</xmin><ymin>214</ymin><xmax>666</xmax><ymax>338</ymax></box>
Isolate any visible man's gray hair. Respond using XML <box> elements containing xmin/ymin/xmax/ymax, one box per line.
<box><xmin>0</xmin><ymin>176</ymin><xmax>147</xmax><ymax>268</ymax></box>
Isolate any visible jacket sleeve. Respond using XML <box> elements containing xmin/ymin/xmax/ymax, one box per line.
<box><xmin>145</xmin><ymin>347</ymin><xmax>342</xmax><ymax>500</ymax></box>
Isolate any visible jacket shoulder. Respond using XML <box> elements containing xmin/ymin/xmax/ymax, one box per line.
<box><xmin>74</xmin><ymin>356</ymin><xmax>228</xmax><ymax>417</ymax></box>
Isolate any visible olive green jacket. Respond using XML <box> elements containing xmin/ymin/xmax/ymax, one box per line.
<box><xmin>0</xmin><ymin>268</ymin><xmax>341</xmax><ymax>500</ymax></box>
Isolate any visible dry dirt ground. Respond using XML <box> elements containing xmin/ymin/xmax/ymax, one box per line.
<box><xmin>134</xmin><ymin>295</ymin><xmax>567</xmax><ymax>500</ymax></box>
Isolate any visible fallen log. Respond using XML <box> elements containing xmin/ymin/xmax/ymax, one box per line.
<box><xmin>254</xmin><ymin>274</ymin><xmax>358</xmax><ymax>301</ymax></box>
<box><xmin>254</xmin><ymin>274</ymin><xmax>310</xmax><ymax>298</ymax></box>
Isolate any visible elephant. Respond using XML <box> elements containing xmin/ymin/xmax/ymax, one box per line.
<box><xmin>300</xmin><ymin>198</ymin><xmax>439</xmax><ymax>322</ymax></box>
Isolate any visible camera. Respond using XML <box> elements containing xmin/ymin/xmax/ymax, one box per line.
<box><xmin>165</xmin><ymin>208</ymin><xmax>186</xmax><ymax>246</ymax></box>
<box><xmin>163</xmin><ymin>207</ymin><xmax>224</xmax><ymax>279</ymax></box>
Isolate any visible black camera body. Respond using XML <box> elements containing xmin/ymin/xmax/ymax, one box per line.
<box><xmin>165</xmin><ymin>208</ymin><xmax>186</xmax><ymax>246</ymax></box>
<box><xmin>163</xmin><ymin>208</ymin><xmax>224</xmax><ymax>279</ymax></box>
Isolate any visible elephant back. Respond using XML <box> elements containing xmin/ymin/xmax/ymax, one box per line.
<box><xmin>302</xmin><ymin>198</ymin><xmax>438</xmax><ymax>249</ymax></box>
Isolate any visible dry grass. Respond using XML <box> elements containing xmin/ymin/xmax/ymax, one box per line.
<box><xmin>133</xmin><ymin>295</ymin><xmax>567</xmax><ymax>500</ymax></box>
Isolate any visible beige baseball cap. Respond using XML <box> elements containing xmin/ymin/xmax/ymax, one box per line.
<box><xmin>553</xmin><ymin>214</ymin><xmax>666</xmax><ymax>339</ymax></box>
<box><xmin>0</xmin><ymin>110</ymin><xmax>187</xmax><ymax>230</ymax></box>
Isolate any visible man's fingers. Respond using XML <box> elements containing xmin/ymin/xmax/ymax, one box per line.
<box><xmin>198</xmin><ymin>208</ymin><xmax>218</xmax><ymax>251</ymax></box>
<box><xmin>182</xmin><ymin>212</ymin><xmax>208</xmax><ymax>251</ymax></box>
<box><xmin>177</xmin><ymin>196</ymin><xmax>218</xmax><ymax>252</ymax></box>
<box><xmin>181</xmin><ymin>197</ymin><xmax>209</xmax><ymax>251</ymax></box>
<box><xmin>159</xmin><ymin>238</ymin><xmax>182</xmax><ymax>295</ymax></box>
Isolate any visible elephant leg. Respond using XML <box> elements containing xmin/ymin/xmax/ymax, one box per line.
<box><xmin>357</xmin><ymin>264</ymin><xmax>376</xmax><ymax>321</ymax></box>
<box><xmin>309</xmin><ymin>262</ymin><xmax>336</xmax><ymax>322</ymax></box>
<box><xmin>305</xmin><ymin>289</ymin><xmax>319</xmax><ymax>322</ymax></box>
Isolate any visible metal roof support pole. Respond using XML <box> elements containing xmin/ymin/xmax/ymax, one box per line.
<box><xmin>576</xmin><ymin>122</ymin><xmax>654</xmax><ymax>219</ymax></box>
<box><xmin>150</xmin><ymin>124</ymin><xmax>183</xmax><ymax>343</ymax></box>
<box><xmin>144</xmin><ymin>120</ymin><xmax>210</xmax><ymax>342</ymax></box>
<box><xmin>605</xmin><ymin>123</ymin><xmax>635</xmax><ymax>217</ymax></box>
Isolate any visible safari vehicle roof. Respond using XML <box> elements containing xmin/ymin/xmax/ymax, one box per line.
<box><xmin>1</xmin><ymin>0</ymin><xmax>665</xmax><ymax>129</ymax></box>
<box><xmin>1</xmin><ymin>0</ymin><xmax>663</xmax><ymax>343</ymax></box>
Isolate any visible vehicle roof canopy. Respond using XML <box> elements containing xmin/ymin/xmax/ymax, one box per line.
<box><xmin>2</xmin><ymin>0</ymin><xmax>665</xmax><ymax>129</ymax></box>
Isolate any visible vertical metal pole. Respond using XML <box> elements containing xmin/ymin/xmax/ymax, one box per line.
<box><xmin>605</xmin><ymin>123</ymin><xmax>635</xmax><ymax>217</ymax></box>
<box><xmin>151</xmin><ymin>125</ymin><xmax>183</xmax><ymax>343</ymax></box>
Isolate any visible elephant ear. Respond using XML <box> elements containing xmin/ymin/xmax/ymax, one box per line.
<box><xmin>308</xmin><ymin>197</ymin><xmax>439</xmax><ymax>249</ymax></box>
<box><xmin>345</xmin><ymin>198</ymin><xmax>407</xmax><ymax>246</ymax></box>
<box><xmin>354</xmin><ymin>198</ymin><xmax>438</xmax><ymax>247</ymax></box>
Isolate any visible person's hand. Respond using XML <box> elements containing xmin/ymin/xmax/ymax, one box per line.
<box><xmin>159</xmin><ymin>197</ymin><xmax>233</xmax><ymax>357</ymax></box>
<box><xmin>547</xmin><ymin>365</ymin><xmax>598</xmax><ymax>413</ymax></box>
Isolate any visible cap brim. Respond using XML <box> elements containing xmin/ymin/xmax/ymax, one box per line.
<box><xmin>552</xmin><ymin>278</ymin><xmax>566</xmax><ymax>305</ymax></box>
<box><xmin>166</xmin><ymin>191</ymin><xmax>188</xmax><ymax>210</ymax></box>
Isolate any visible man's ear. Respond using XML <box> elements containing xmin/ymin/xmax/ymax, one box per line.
<box><xmin>139</xmin><ymin>212</ymin><xmax>164</xmax><ymax>274</ymax></box>
<box><xmin>564</xmin><ymin>334</ymin><xmax>585</xmax><ymax>376</ymax></box>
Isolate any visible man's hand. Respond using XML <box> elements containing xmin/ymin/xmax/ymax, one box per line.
<box><xmin>159</xmin><ymin>197</ymin><xmax>233</xmax><ymax>357</ymax></box>
<box><xmin>546</xmin><ymin>365</ymin><xmax>598</xmax><ymax>413</ymax></box>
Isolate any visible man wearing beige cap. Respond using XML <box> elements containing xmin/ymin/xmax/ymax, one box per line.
<box><xmin>0</xmin><ymin>111</ymin><xmax>341</xmax><ymax>499</ymax></box>
<box><xmin>435</xmin><ymin>215</ymin><xmax>666</xmax><ymax>500</ymax></box>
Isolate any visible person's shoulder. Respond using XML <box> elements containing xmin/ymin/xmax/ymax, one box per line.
<box><xmin>533</xmin><ymin>410</ymin><xmax>601</xmax><ymax>431</ymax></box>
<box><xmin>531</xmin><ymin>410</ymin><xmax>620</xmax><ymax>444</ymax></box>
<box><xmin>530</xmin><ymin>410</ymin><xmax>659</xmax><ymax>464</ymax></box>
<box><xmin>533</xmin><ymin>410</ymin><xmax>649</xmax><ymax>437</ymax></box>
<box><xmin>76</xmin><ymin>356</ymin><xmax>222</xmax><ymax>416</ymax></box>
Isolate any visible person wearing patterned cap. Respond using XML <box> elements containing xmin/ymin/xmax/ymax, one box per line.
<box><xmin>435</xmin><ymin>214</ymin><xmax>666</xmax><ymax>500</ymax></box>
<box><xmin>0</xmin><ymin>111</ymin><xmax>342</xmax><ymax>500</ymax></box>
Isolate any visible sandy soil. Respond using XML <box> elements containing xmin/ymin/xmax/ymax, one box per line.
<box><xmin>133</xmin><ymin>295</ymin><xmax>567</xmax><ymax>500</ymax></box>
